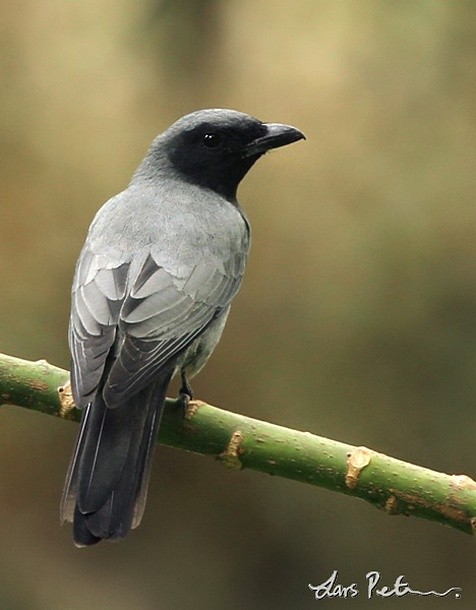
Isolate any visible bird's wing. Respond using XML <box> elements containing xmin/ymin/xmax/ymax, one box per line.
<box><xmin>70</xmin><ymin>243</ymin><xmax>246</xmax><ymax>407</ymax></box>
<box><xmin>69</xmin><ymin>247</ymin><xmax>129</xmax><ymax>406</ymax></box>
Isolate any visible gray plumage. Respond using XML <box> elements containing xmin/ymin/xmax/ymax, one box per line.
<box><xmin>60</xmin><ymin>108</ymin><xmax>304</xmax><ymax>546</ymax></box>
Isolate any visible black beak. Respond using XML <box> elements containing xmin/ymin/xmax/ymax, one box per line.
<box><xmin>243</xmin><ymin>123</ymin><xmax>306</xmax><ymax>158</ymax></box>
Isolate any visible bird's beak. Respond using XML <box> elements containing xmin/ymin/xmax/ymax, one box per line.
<box><xmin>242</xmin><ymin>123</ymin><xmax>306</xmax><ymax>158</ymax></box>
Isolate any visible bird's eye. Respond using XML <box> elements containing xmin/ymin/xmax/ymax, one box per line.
<box><xmin>203</xmin><ymin>132</ymin><xmax>223</xmax><ymax>149</ymax></box>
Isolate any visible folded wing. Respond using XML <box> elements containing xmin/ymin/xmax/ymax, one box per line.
<box><xmin>69</xmin><ymin>244</ymin><xmax>246</xmax><ymax>407</ymax></box>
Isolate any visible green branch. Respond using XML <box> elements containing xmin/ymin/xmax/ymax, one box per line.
<box><xmin>1</xmin><ymin>352</ymin><xmax>475</xmax><ymax>536</ymax></box>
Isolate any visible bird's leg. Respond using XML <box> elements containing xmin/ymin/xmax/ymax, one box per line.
<box><xmin>177</xmin><ymin>370</ymin><xmax>193</xmax><ymax>416</ymax></box>
<box><xmin>180</xmin><ymin>370</ymin><xmax>194</xmax><ymax>399</ymax></box>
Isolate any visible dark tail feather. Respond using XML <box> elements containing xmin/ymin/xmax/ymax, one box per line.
<box><xmin>61</xmin><ymin>368</ymin><xmax>174</xmax><ymax>547</ymax></box>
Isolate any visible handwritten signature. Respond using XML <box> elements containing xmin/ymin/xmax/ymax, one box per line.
<box><xmin>309</xmin><ymin>570</ymin><xmax>462</xmax><ymax>600</ymax></box>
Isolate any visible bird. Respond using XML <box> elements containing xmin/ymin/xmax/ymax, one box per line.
<box><xmin>60</xmin><ymin>108</ymin><xmax>305</xmax><ymax>546</ymax></box>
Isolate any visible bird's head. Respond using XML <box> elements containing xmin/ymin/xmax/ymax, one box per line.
<box><xmin>136</xmin><ymin>109</ymin><xmax>305</xmax><ymax>201</ymax></box>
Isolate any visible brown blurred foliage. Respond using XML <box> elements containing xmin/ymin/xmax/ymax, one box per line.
<box><xmin>1</xmin><ymin>1</ymin><xmax>475</xmax><ymax>608</ymax></box>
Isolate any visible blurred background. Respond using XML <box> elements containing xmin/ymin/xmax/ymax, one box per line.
<box><xmin>1</xmin><ymin>1</ymin><xmax>475</xmax><ymax>608</ymax></box>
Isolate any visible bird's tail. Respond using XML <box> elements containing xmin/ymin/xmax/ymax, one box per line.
<box><xmin>60</xmin><ymin>369</ymin><xmax>173</xmax><ymax>546</ymax></box>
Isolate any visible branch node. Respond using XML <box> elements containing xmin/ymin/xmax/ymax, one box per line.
<box><xmin>345</xmin><ymin>446</ymin><xmax>373</xmax><ymax>489</ymax></box>
<box><xmin>218</xmin><ymin>431</ymin><xmax>244</xmax><ymax>470</ymax></box>
<box><xmin>471</xmin><ymin>517</ymin><xmax>476</xmax><ymax>536</ymax></box>
<box><xmin>450</xmin><ymin>474</ymin><xmax>476</xmax><ymax>491</ymax></box>
<box><xmin>57</xmin><ymin>382</ymin><xmax>76</xmax><ymax>419</ymax></box>
<box><xmin>384</xmin><ymin>494</ymin><xmax>399</xmax><ymax>514</ymax></box>
<box><xmin>184</xmin><ymin>399</ymin><xmax>205</xmax><ymax>421</ymax></box>
<box><xmin>383</xmin><ymin>493</ymin><xmax>411</xmax><ymax>516</ymax></box>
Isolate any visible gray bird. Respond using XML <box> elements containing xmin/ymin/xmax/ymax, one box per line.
<box><xmin>60</xmin><ymin>108</ymin><xmax>305</xmax><ymax>546</ymax></box>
